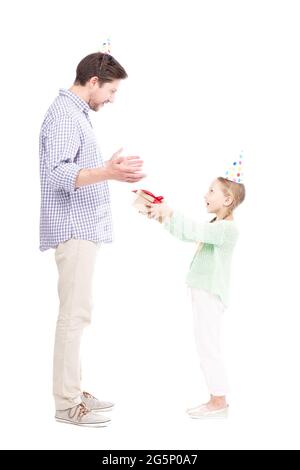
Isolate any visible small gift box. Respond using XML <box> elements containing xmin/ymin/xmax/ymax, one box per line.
<box><xmin>132</xmin><ymin>189</ymin><xmax>164</xmax><ymax>214</ymax></box>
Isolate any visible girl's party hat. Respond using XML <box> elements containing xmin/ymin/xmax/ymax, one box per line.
<box><xmin>224</xmin><ymin>152</ymin><xmax>244</xmax><ymax>184</ymax></box>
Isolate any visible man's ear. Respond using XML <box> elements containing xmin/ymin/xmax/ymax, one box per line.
<box><xmin>89</xmin><ymin>76</ymin><xmax>99</xmax><ymax>87</ymax></box>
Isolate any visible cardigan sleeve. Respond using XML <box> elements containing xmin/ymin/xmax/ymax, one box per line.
<box><xmin>164</xmin><ymin>211</ymin><xmax>228</xmax><ymax>246</ymax></box>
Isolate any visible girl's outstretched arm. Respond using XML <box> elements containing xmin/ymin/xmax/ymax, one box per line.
<box><xmin>164</xmin><ymin>212</ymin><xmax>228</xmax><ymax>245</ymax></box>
<box><xmin>146</xmin><ymin>204</ymin><xmax>232</xmax><ymax>246</ymax></box>
<box><xmin>146</xmin><ymin>204</ymin><xmax>228</xmax><ymax>246</ymax></box>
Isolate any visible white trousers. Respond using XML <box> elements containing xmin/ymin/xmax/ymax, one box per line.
<box><xmin>190</xmin><ymin>288</ymin><xmax>229</xmax><ymax>396</ymax></box>
<box><xmin>53</xmin><ymin>239</ymin><xmax>100</xmax><ymax>410</ymax></box>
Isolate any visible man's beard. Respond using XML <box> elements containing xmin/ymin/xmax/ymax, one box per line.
<box><xmin>88</xmin><ymin>99</ymin><xmax>103</xmax><ymax>111</ymax></box>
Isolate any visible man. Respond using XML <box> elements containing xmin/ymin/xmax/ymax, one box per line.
<box><xmin>39</xmin><ymin>52</ymin><xmax>145</xmax><ymax>427</ymax></box>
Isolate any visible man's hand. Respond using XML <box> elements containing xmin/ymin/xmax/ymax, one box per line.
<box><xmin>105</xmin><ymin>147</ymin><xmax>146</xmax><ymax>183</ymax></box>
<box><xmin>75</xmin><ymin>148</ymin><xmax>146</xmax><ymax>188</ymax></box>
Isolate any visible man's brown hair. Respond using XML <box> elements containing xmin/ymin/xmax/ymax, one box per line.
<box><xmin>74</xmin><ymin>52</ymin><xmax>128</xmax><ymax>86</ymax></box>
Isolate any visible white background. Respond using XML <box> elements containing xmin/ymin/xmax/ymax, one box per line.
<box><xmin>0</xmin><ymin>0</ymin><xmax>300</xmax><ymax>450</ymax></box>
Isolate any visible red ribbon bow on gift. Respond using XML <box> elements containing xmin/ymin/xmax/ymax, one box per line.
<box><xmin>132</xmin><ymin>189</ymin><xmax>164</xmax><ymax>204</ymax></box>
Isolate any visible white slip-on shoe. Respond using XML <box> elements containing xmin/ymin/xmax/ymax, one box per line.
<box><xmin>81</xmin><ymin>391</ymin><xmax>114</xmax><ymax>412</ymax></box>
<box><xmin>186</xmin><ymin>404</ymin><xmax>208</xmax><ymax>414</ymax></box>
<box><xmin>188</xmin><ymin>405</ymin><xmax>229</xmax><ymax>419</ymax></box>
<box><xmin>55</xmin><ymin>403</ymin><xmax>111</xmax><ymax>427</ymax></box>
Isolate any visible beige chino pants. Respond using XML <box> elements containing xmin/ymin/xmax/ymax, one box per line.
<box><xmin>53</xmin><ymin>238</ymin><xmax>100</xmax><ymax>410</ymax></box>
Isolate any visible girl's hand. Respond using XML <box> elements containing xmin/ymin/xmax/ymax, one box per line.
<box><xmin>145</xmin><ymin>202</ymin><xmax>173</xmax><ymax>223</ymax></box>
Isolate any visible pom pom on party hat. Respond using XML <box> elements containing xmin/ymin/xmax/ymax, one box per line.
<box><xmin>224</xmin><ymin>151</ymin><xmax>244</xmax><ymax>184</ymax></box>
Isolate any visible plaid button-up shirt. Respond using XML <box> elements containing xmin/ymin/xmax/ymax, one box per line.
<box><xmin>39</xmin><ymin>89</ymin><xmax>113</xmax><ymax>251</ymax></box>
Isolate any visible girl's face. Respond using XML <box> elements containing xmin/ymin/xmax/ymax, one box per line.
<box><xmin>204</xmin><ymin>179</ymin><xmax>233</xmax><ymax>215</ymax></box>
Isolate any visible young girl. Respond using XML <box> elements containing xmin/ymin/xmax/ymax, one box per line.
<box><xmin>141</xmin><ymin>158</ymin><xmax>245</xmax><ymax>418</ymax></box>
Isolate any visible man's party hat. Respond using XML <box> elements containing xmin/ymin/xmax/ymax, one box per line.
<box><xmin>224</xmin><ymin>152</ymin><xmax>244</xmax><ymax>184</ymax></box>
<box><xmin>100</xmin><ymin>38</ymin><xmax>111</xmax><ymax>54</ymax></box>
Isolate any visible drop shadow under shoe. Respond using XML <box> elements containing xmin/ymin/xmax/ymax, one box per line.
<box><xmin>55</xmin><ymin>403</ymin><xmax>111</xmax><ymax>427</ymax></box>
<box><xmin>188</xmin><ymin>405</ymin><xmax>229</xmax><ymax>419</ymax></box>
<box><xmin>81</xmin><ymin>391</ymin><xmax>115</xmax><ymax>412</ymax></box>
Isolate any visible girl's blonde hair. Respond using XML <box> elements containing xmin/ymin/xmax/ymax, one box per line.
<box><xmin>211</xmin><ymin>177</ymin><xmax>246</xmax><ymax>222</ymax></box>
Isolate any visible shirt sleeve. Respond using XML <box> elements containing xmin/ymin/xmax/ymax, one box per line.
<box><xmin>164</xmin><ymin>211</ymin><xmax>227</xmax><ymax>246</ymax></box>
<box><xmin>43</xmin><ymin>115</ymin><xmax>82</xmax><ymax>192</ymax></box>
